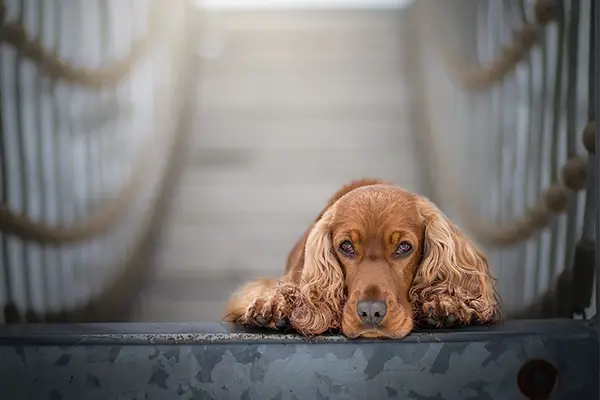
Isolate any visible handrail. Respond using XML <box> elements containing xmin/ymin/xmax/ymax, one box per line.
<box><xmin>0</xmin><ymin>1</ymin><xmax>173</xmax><ymax>245</ymax></box>
<box><xmin>0</xmin><ymin>2</ymin><xmax>162</xmax><ymax>89</ymax></box>
<box><xmin>424</xmin><ymin>0</ymin><xmax>558</xmax><ymax>90</ymax></box>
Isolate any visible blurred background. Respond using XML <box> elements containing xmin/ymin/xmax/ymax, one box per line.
<box><xmin>0</xmin><ymin>0</ymin><xmax>596</xmax><ymax>324</ymax></box>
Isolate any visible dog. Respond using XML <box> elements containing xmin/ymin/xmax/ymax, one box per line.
<box><xmin>224</xmin><ymin>179</ymin><xmax>500</xmax><ymax>339</ymax></box>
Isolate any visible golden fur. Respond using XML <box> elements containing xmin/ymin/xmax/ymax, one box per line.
<box><xmin>224</xmin><ymin>179</ymin><xmax>500</xmax><ymax>339</ymax></box>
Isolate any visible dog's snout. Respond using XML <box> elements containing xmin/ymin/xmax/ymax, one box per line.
<box><xmin>357</xmin><ymin>300</ymin><xmax>387</xmax><ymax>325</ymax></box>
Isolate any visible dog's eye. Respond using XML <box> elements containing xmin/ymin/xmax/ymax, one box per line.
<box><xmin>339</xmin><ymin>240</ymin><xmax>355</xmax><ymax>255</ymax></box>
<box><xmin>394</xmin><ymin>241</ymin><xmax>413</xmax><ymax>255</ymax></box>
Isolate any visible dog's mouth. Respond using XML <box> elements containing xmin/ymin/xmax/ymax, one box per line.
<box><xmin>342</xmin><ymin>313</ymin><xmax>413</xmax><ymax>340</ymax></box>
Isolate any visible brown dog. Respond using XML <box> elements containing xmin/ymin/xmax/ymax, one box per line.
<box><xmin>224</xmin><ymin>179</ymin><xmax>500</xmax><ymax>339</ymax></box>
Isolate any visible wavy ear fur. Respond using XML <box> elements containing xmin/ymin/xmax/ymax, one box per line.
<box><xmin>409</xmin><ymin>198</ymin><xmax>499</xmax><ymax>324</ymax></box>
<box><xmin>290</xmin><ymin>208</ymin><xmax>346</xmax><ymax>335</ymax></box>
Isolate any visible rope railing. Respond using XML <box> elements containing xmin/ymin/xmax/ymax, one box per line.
<box><xmin>427</xmin><ymin>0</ymin><xmax>559</xmax><ymax>90</ymax></box>
<box><xmin>421</xmin><ymin>102</ymin><xmax>594</xmax><ymax>247</ymax></box>
<box><xmin>412</xmin><ymin>0</ymin><xmax>597</xmax><ymax>318</ymax></box>
<box><xmin>0</xmin><ymin>1</ymin><xmax>170</xmax><ymax>245</ymax></box>
<box><xmin>443</xmin><ymin>131</ymin><xmax>592</xmax><ymax>247</ymax></box>
<box><xmin>0</xmin><ymin>133</ymin><xmax>162</xmax><ymax>244</ymax></box>
<box><xmin>0</xmin><ymin>2</ymin><xmax>162</xmax><ymax>89</ymax></box>
<box><xmin>418</xmin><ymin>0</ymin><xmax>595</xmax><ymax>248</ymax></box>
<box><xmin>583</xmin><ymin>120</ymin><xmax>596</xmax><ymax>154</ymax></box>
<box><xmin>0</xmin><ymin>0</ymin><xmax>192</xmax><ymax>323</ymax></box>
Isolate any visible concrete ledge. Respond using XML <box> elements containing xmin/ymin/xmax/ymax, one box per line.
<box><xmin>0</xmin><ymin>320</ymin><xmax>597</xmax><ymax>399</ymax></box>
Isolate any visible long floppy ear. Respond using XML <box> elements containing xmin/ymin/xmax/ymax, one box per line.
<box><xmin>409</xmin><ymin>198</ymin><xmax>499</xmax><ymax>325</ymax></box>
<box><xmin>290</xmin><ymin>207</ymin><xmax>346</xmax><ymax>335</ymax></box>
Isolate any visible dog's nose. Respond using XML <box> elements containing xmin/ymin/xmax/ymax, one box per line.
<box><xmin>357</xmin><ymin>300</ymin><xmax>387</xmax><ymax>325</ymax></box>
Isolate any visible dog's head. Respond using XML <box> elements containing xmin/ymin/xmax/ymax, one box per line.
<box><xmin>291</xmin><ymin>184</ymin><xmax>497</xmax><ymax>339</ymax></box>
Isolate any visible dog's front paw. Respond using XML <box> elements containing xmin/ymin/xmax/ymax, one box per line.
<box><xmin>414</xmin><ymin>293</ymin><xmax>473</xmax><ymax>328</ymax></box>
<box><xmin>240</xmin><ymin>282</ymin><xmax>299</xmax><ymax>331</ymax></box>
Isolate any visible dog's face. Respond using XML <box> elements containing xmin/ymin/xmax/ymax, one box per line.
<box><xmin>290</xmin><ymin>183</ymin><xmax>497</xmax><ymax>340</ymax></box>
<box><xmin>331</xmin><ymin>185</ymin><xmax>424</xmax><ymax>339</ymax></box>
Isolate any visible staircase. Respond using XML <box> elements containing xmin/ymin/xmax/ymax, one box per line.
<box><xmin>132</xmin><ymin>8</ymin><xmax>423</xmax><ymax>322</ymax></box>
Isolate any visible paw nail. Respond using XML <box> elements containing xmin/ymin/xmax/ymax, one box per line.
<box><xmin>327</xmin><ymin>327</ymin><xmax>341</xmax><ymax>335</ymax></box>
<box><xmin>255</xmin><ymin>316</ymin><xmax>268</xmax><ymax>326</ymax></box>
<box><xmin>275</xmin><ymin>318</ymin><xmax>289</xmax><ymax>330</ymax></box>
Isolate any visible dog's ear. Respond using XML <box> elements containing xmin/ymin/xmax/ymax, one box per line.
<box><xmin>409</xmin><ymin>197</ymin><xmax>499</xmax><ymax>324</ymax></box>
<box><xmin>290</xmin><ymin>207</ymin><xmax>345</xmax><ymax>335</ymax></box>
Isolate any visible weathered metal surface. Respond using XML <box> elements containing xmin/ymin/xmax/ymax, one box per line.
<box><xmin>0</xmin><ymin>320</ymin><xmax>597</xmax><ymax>399</ymax></box>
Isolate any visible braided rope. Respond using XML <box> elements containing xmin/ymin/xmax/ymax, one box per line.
<box><xmin>582</xmin><ymin>120</ymin><xmax>596</xmax><ymax>154</ymax></box>
<box><xmin>415</xmin><ymin>0</ymin><xmax>594</xmax><ymax>248</ymax></box>
<box><xmin>0</xmin><ymin>2</ymin><xmax>161</xmax><ymax>89</ymax></box>
<box><xmin>426</xmin><ymin>0</ymin><xmax>558</xmax><ymax>90</ymax></box>
<box><xmin>0</xmin><ymin>1</ymin><xmax>175</xmax><ymax>244</ymax></box>
<box><xmin>425</xmin><ymin>108</ymin><xmax>593</xmax><ymax>247</ymax></box>
<box><xmin>454</xmin><ymin>150</ymin><xmax>590</xmax><ymax>247</ymax></box>
<box><xmin>426</xmin><ymin>113</ymin><xmax>593</xmax><ymax>247</ymax></box>
<box><xmin>0</xmin><ymin>116</ymin><xmax>171</xmax><ymax>245</ymax></box>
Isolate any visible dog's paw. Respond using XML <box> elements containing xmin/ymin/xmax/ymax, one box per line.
<box><xmin>415</xmin><ymin>293</ymin><xmax>473</xmax><ymax>328</ymax></box>
<box><xmin>239</xmin><ymin>282</ymin><xmax>298</xmax><ymax>331</ymax></box>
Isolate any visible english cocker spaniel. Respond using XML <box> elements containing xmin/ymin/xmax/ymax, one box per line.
<box><xmin>224</xmin><ymin>179</ymin><xmax>500</xmax><ymax>339</ymax></box>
